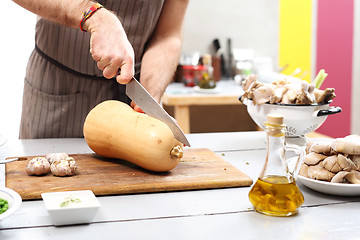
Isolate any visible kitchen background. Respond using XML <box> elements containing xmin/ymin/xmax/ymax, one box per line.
<box><xmin>0</xmin><ymin>0</ymin><xmax>359</xmax><ymax>140</ymax></box>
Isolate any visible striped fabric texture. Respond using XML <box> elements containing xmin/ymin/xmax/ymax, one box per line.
<box><xmin>20</xmin><ymin>0</ymin><xmax>165</xmax><ymax>139</ymax></box>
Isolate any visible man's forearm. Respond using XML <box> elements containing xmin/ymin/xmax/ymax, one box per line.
<box><xmin>140</xmin><ymin>36</ymin><xmax>182</xmax><ymax>102</ymax></box>
<box><xmin>139</xmin><ymin>0</ymin><xmax>188</xmax><ymax>103</ymax></box>
<box><xmin>12</xmin><ymin>0</ymin><xmax>96</xmax><ymax>28</ymax></box>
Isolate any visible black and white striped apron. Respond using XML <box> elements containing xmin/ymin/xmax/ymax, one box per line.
<box><xmin>20</xmin><ymin>0</ymin><xmax>165</xmax><ymax>139</ymax></box>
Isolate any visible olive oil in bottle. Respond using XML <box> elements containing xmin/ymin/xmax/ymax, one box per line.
<box><xmin>248</xmin><ymin>175</ymin><xmax>304</xmax><ymax>216</ymax></box>
<box><xmin>248</xmin><ymin>114</ymin><xmax>304</xmax><ymax>216</ymax></box>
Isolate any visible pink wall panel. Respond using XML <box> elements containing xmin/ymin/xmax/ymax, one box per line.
<box><xmin>316</xmin><ymin>0</ymin><xmax>353</xmax><ymax>138</ymax></box>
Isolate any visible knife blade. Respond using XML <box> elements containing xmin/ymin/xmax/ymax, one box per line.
<box><xmin>125</xmin><ymin>77</ymin><xmax>190</xmax><ymax>146</ymax></box>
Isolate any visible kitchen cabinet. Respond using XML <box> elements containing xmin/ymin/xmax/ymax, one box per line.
<box><xmin>162</xmin><ymin>81</ymin><xmax>257</xmax><ymax>133</ymax></box>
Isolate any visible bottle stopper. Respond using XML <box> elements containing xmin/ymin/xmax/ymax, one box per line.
<box><xmin>266</xmin><ymin>114</ymin><xmax>284</xmax><ymax>125</ymax></box>
<box><xmin>265</xmin><ymin>114</ymin><xmax>285</xmax><ymax>136</ymax></box>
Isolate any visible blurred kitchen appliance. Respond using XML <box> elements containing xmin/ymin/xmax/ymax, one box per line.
<box><xmin>233</xmin><ymin>49</ymin><xmax>254</xmax><ymax>84</ymax></box>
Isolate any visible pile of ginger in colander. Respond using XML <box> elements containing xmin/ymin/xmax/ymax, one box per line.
<box><xmin>300</xmin><ymin>135</ymin><xmax>360</xmax><ymax>184</ymax></box>
<box><xmin>240</xmin><ymin>69</ymin><xmax>336</xmax><ymax>105</ymax></box>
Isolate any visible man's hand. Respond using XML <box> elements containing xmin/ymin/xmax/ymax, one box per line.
<box><xmin>84</xmin><ymin>8</ymin><xmax>135</xmax><ymax>84</ymax></box>
<box><xmin>12</xmin><ymin>1</ymin><xmax>135</xmax><ymax>84</ymax></box>
<box><xmin>85</xmin><ymin>9</ymin><xmax>145</xmax><ymax>113</ymax></box>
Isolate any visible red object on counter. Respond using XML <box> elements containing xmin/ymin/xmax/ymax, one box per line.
<box><xmin>182</xmin><ymin>65</ymin><xmax>206</xmax><ymax>87</ymax></box>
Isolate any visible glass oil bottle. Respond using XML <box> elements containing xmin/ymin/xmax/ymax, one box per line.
<box><xmin>198</xmin><ymin>54</ymin><xmax>216</xmax><ymax>89</ymax></box>
<box><xmin>248</xmin><ymin>114</ymin><xmax>304</xmax><ymax>216</ymax></box>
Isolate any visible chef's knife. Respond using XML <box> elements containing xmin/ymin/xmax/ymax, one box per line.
<box><xmin>125</xmin><ymin>77</ymin><xmax>190</xmax><ymax>146</ymax></box>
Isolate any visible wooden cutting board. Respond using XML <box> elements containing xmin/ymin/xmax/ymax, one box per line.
<box><xmin>5</xmin><ymin>148</ymin><xmax>253</xmax><ymax>200</ymax></box>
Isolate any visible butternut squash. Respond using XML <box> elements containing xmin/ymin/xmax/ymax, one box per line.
<box><xmin>83</xmin><ymin>100</ymin><xmax>183</xmax><ymax>172</ymax></box>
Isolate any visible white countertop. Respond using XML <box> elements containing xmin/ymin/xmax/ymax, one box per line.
<box><xmin>165</xmin><ymin>80</ymin><xmax>244</xmax><ymax>96</ymax></box>
<box><xmin>1</xmin><ymin>132</ymin><xmax>360</xmax><ymax>240</ymax></box>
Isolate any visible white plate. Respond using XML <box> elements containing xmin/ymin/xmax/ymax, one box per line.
<box><xmin>193</xmin><ymin>86</ymin><xmax>222</xmax><ymax>94</ymax></box>
<box><xmin>297</xmin><ymin>175</ymin><xmax>360</xmax><ymax>196</ymax></box>
<box><xmin>0</xmin><ymin>188</ymin><xmax>22</xmax><ymax>221</ymax></box>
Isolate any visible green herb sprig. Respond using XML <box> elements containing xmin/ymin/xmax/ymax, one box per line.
<box><xmin>0</xmin><ymin>198</ymin><xmax>9</xmax><ymax>214</ymax></box>
<box><xmin>60</xmin><ymin>195</ymin><xmax>81</xmax><ymax>207</ymax></box>
<box><xmin>314</xmin><ymin>69</ymin><xmax>328</xmax><ymax>89</ymax></box>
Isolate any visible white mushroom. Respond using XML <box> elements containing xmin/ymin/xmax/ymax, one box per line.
<box><xmin>50</xmin><ymin>157</ymin><xmax>77</xmax><ymax>177</ymax></box>
<box><xmin>295</xmin><ymin>80</ymin><xmax>314</xmax><ymax>105</ymax></box>
<box><xmin>345</xmin><ymin>171</ymin><xmax>360</xmax><ymax>184</ymax></box>
<box><xmin>303</xmin><ymin>152</ymin><xmax>327</xmax><ymax>165</ymax></box>
<box><xmin>241</xmin><ymin>74</ymin><xmax>259</xmax><ymax>92</ymax></box>
<box><xmin>309</xmin><ymin>142</ymin><xmax>333</xmax><ymax>155</ymax></box>
<box><xmin>323</xmin><ymin>155</ymin><xmax>342</xmax><ymax>173</ymax></box>
<box><xmin>331</xmin><ymin>135</ymin><xmax>360</xmax><ymax>155</ymax></box>
<box><xmin>270</xmin><ymin>86</ymin><xmax>287</xmax><ymax>104</ymax></box>
<box><xmin>305</xmin><ymin>141</ymin><xmax>314</xmax><ymax>154</ymax></box>
<box><xmin>331</xmin><ymin>171</ymin><xmax>350</xmax><ymax>183</ymax></box>
<box><xmin>307</xmin><ymin>163</ymin><xmax>335</xmax><ymax>181</ymax></box>
<box><xmin>25</xmin><ymin>157</ymin><xmax>51</xmax><ymax>176</ymax></box>
<box><xmin>240</xmin><ymin>74</ymin><xmax>263</xmax><ymax>102</ymax></box>
<box><xmin>337</xmin><ymin>154</ymin><xmax>357</xmax><ymax>171</ymax></box>
<box><xmin>345</xmin><ymin>134</ymin><xmax>360</xmax><ymax>141</ymax></box>
<box><xmin>314</xmin><ymin>88</ymin><xmax>336</xmax><ymax>103</ymax></box>
<box><xmin>299</xmin><ymin>163</ymin><xmax>309</xmax><ymax>178</ymax></box>
<box><xmin>302</xmin><ymin>134</ymin><xmax>360</xmax><ymax>184</ymax></box>
<box><xmin>307</xmin><ymin>83</ymin><xmax>316</xmax><ymax>103</ymax></box>
<box><xmin>281</xmin><ymin>88</ymin><xmax>298</xmax><ymax>104</ymax></box>
<box><xmin>349</xmin><ymin>155</ymin><xmax>360</xmax><ymax>171</ymax></box>
<box><xmin>252</xmin><ymin>84</ymin><xmax>276</xmax><ymax>105</ymax></box>
<box><xmin>240</xmin><ymin>75</ymin><xmax>336</xmax><ymax>105</ymax></box>
<box><xmin>330</xmin><ymin>171</ymin><xmax>360</xmax><ymax>184</ymax></box>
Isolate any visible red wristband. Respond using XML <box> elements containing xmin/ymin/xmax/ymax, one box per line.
<box><xmin>79</xmin><ymin>3</ymin><xmax>103</xmax><ymax>32</ymax></box>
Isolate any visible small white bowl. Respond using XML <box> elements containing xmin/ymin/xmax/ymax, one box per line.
<box><xmin>41</xmin><ymin>190</ymin><xmax>100</xmax><ymax>226</ymax></box>
<box><xmin>241</xmin><ymin>98</ymin><xmax>342</xmax><ymax>137</ymax></box>
<box><xmin>0</xmin><ymin>187</ymin><xmax>22</xmax><ymax>221</ymax></box>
